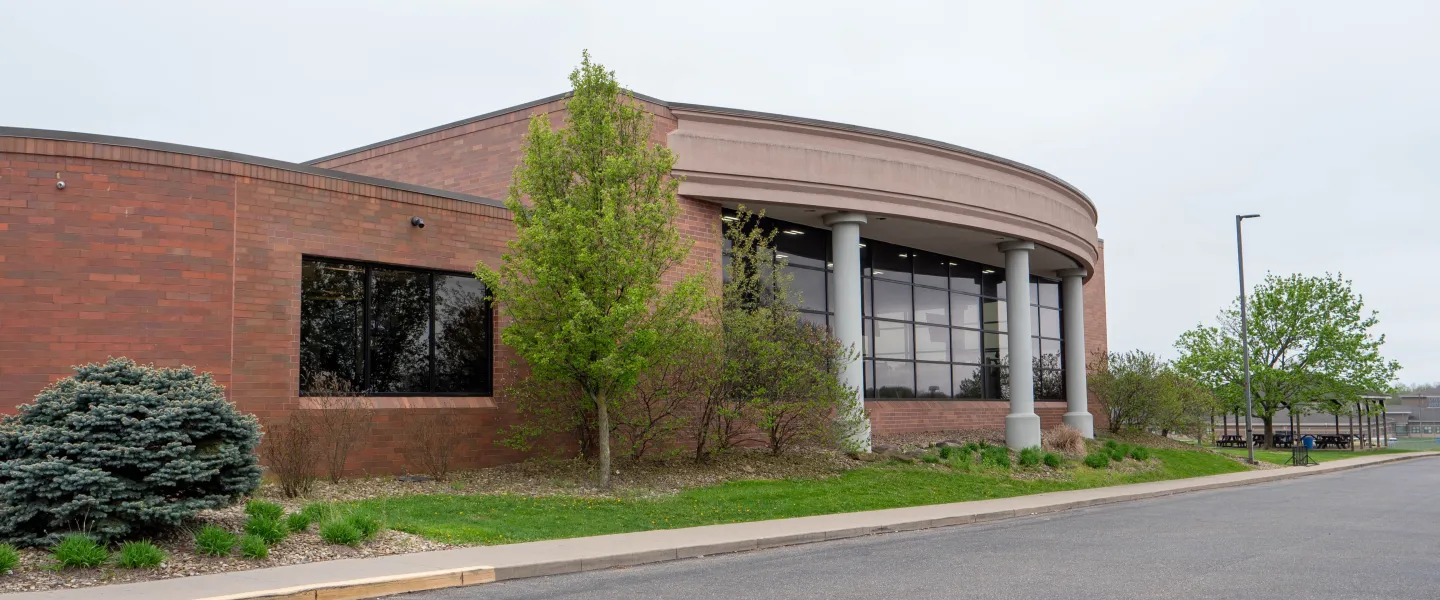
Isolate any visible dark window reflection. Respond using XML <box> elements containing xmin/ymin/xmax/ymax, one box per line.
<box><xmin>434</xmin><ymin>275</ymin><xmax>491</xmax><ymax>393</ymax></box>
<box><xmin>950</xmin><ymin>262</ymin><xmax>982</xmax><ymax>295</ymax></box>
<box><xmin>300</xmin><ymin>258</ymin><xmax>492</xmax><ymax>396</ymax></box>
<box><xmin>300</xmin><ymin>259</ymin><xmax>365</xmax><ymax>393</ymax></box>
<box><xmin>914</xmin><ymin>286</ymin><xmax>948</xmax><ymax>325</ymax></box>
<box><xmin>787</xmin><ymin>266</ymin><xmax>827</xmax><ymax>312</ymax></box>
<box><xmin>913</xmin><ymin>251</ymin><xmax>948</xmax><ymax>289</ymax></box>
<box><xmin>870</xmin><ymin>241</ymin><xmax>912</xmax><ymax>283</ymax></box>
<box><xmin>873</xmin><ymin>280</ymin><xmax>912</xmax><ymax>321</ymax></box>
<box><xmin>368</xmin><ymin>267</ymin><xmax>432</xmax><ymax>393</ymax></box>
<box><xmin>954</xmin><ymin>364</ymin><xmax>984</xmax><ymax>398</ymax></box>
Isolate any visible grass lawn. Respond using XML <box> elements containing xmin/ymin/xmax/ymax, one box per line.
<box><xmin>346</xmin><ymin>448</ymin><xmax>1246</xmax><ymax>546</ymax></box>
<box><xmin>1215</xmin><ymin>446</ymin><xmax>1412</xmax><ymax>465</ymax></box>
<box><xmin>1389</xmin><ymin>438</ymin><xmax>1440</xmax><ymax>452</ymax></box>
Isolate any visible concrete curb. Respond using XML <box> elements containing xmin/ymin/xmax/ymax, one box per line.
<box><xmin>29</xmin><ymin>451</ymin><xmax>1438</xmax><ymax>600</ymax></box>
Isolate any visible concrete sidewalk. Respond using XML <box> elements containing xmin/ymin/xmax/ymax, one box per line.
<box><xmin>14</xmin><ymin>452</ymin><xmax>1436</xmax><ymax>600</ymax></box>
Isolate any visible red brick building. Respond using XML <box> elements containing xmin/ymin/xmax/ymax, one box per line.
<box><xmin>0</xmin><ymin>92</ymin><xmax>1106</xmax><ymax>473</ymax></box>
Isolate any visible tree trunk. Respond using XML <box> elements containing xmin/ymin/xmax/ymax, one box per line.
<box><xmin>1262</xmin><ymin>417</ymin><xmax>1274</xmax><ymax>449</ymax></box>
<box><xmin>1335</xmin><ymin>414</ymin><xmax>1340</xmax><ymax>436</ymax></box>
<box><xmin>595</xmin><ymin>390</ymin><xmax>612</xmax><ymax>489</ymax></box>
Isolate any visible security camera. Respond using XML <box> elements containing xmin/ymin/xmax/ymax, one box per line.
<box><xmin>55</xmin><ymin>181</ymin><xmax>66</xmax><ymax>190</ymax></box>
<box><xmin>410</xmin><ymin>217</ymin><xmax>425</xmax><ymax>228</ymax></box>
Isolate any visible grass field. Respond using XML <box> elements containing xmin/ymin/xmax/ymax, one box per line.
<box><xmin>346</xmin><ymin>448</ymin><xmax>1247</xmax><ymax>546</ymax></box>
<box><xmin>1389</xmin><ymin>438</ymin><xmax>1440</xmax><ymax>451</ymax></box>
<box><xmin>1214</xmin><ymin>446</ymin><xmax>1411</xmax><ymax>465</ymax></box>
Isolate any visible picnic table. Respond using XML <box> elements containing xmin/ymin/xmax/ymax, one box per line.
<box><xmin>1315</xmin><ymin>434</ymin><xmax>1352</xmax><ymax>449</ymax></box>
<box><xmin>1216</xmin><ymin>435</ymin><xmax>1245</xmax><ymax>448</ymax></box>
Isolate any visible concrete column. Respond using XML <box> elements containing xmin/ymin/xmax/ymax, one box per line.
<box><xmin>999</xmin><ymin>240</ymin><xmax>1040</xmax><ymax>450</ymax></box>
<box><xmin>823</xmin><ymin>212</ymin><xmax>869</xmax><ymax>451</ymax></box>
<box><xmin>1057</xmin><ymin>268</ymin><xmax>1094</xmax><ymax>438</ymax></box>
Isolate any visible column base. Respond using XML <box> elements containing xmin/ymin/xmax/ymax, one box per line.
<box><xmin>1063</xmin><ymin>412</ymin><xmax>1095</xmax><ymax>439</ymax></box>
<box><xmin>1005</xmin><ymin>413</ymin><xmax>1042</xmax><ymax>450</ymax></box>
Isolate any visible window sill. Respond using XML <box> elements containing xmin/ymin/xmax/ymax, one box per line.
<box><xmin>298</xmin><ymin>397</ymin><xmax>497</xmax><ymax>410</ymax></box>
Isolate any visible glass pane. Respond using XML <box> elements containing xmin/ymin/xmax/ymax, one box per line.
<box><xmin>862</xmin><ymin>278</ymin><xmax>872</xmax><ymax>317</ymax></box>
<box><xmin>952</xmin><ymin>329</ymin><xmax>982</xmax><ymax>364</ymax></box>
<box><xmin>869</xmin><ymin>241</ymin><xmax>911</xmax><ymax>283</ymax></box>
<box><xmin>914</xmin><ymin>287</ymin><xmax>948</xmax><ymax>326</ymax></box>
<box><xmin>873</xmin><ymin>280</ymin><xmax>912</xmax><ymax>321</ymax></box>
<box><xmin>1036</xmin><ymin>369</ymin><xmax>1064</xmax><ymax>400</ymax></box>
<box><xmin>862</xmin><ymin>318</ymin><xmax>873</xmax><ymax>357</ymax></box>
<box><xmin>916</xmin><ymin>362</ymin><xmax>950</xmax><ymax>398</ymax></box>
<box><xmin>915</xmin><ymin>324</ymin><xmax>949</xmax><ymax>361</ymax></box>
<box><xmin>982</xmin><ymin>268</ymin><xmax>1005</xmax><ymax>298</ymax></box>
<box><xmin>984</xmin><ymin>332</ymin><xmax>1008</xmax><ymax>365</ymax></box>
<box><xmin>1038</xmin><ymin>281</ymin><xmax>1060</xmax><ymax>307</ymax></box>
<box><xmin>951</xmin><ymin>293</ymin><xmax>981</xmax><ymax>328</ymax></box>
<box><xmin>1031</xmin><ymin>305</ymin><xmax>1040</xmax><ymax>336</ymax></box>
<box><xmin>982</xmin><ymin>298</ymin><xmax>1007</xmax><ymax>332</ymax></box>
<box><xmin>913</xmin><ymin>251</ymin><xmax>948</xmax><ymax>289</ymax></box>
<box><xmin>787</xmin><ymin>266</ymin><xmax>827</xmax><ymax>312</ymax></box>
<box><xmin>1029</xmin><ymin>281</ymin><xmax>1039</xmax><ymax>304</ymax></box>
<box><xmin>1041</xmin><ymin>308</ymin><xmax>1061</xmax><ymax>339</ymax></box>
<box><xmin>799</xmin><ymin>311</ymin><xmax>828</xmax><ymax>330</ymax></box>
<box><xmin>873</xmin><ymin>320</ymin><xmax>913</xmax><ymax>359</ymax></box>
<box><xmin>864</xmin><ymin>360</ymin><xmax>875</xmax><ymax>397</ymax></box>
<box><xmin>953</xmin><ymin>364</ymin><xmax>983</xmax><ymax>398</ymax></box>
<box><xmin>874</xmin><ymin>361</ymin><xmax>915</xmax><ymax>398</ymax></box>
<box><xmin>985</xmin><ymin>365</ymin><xmax>1009</xmax><ymax>400</ymax></box>
<box><xmin>300</xmin><ymin>259</ymin><xmax>366</xmax><ymax>394</ymax></box>
<box><xmin>1040</xmin><ymin>338</ymin><xmax>1063</xmax><ymax>370</ymax></box>
<box><xmin>369</xmin><ymin>267</ymin><xmax>432</xmax><ymax>393</ymax></box>
<box><xmin>949</xmin><ymin>261</ymin><xmax>982</xmax><ymax>295</ymax></box>
<box><xmin>774</xmin><ymin>226</ymin><xmax>826</xmax><ymax>268</ymax></box>
<box><xmin>434</xmin><ymin>274</ymin><xmax>490</xmax><ymax>393</ymax></box>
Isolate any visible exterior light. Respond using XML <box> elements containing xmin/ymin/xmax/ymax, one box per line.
<box><xmin>859</xmin><ymin>243</ymin><xmax>866</xmax><ymax>248</ymax></box>
<box><xmin>899</xmin><ymin>253</ymin><xmax>908</xmax><ymax>258</ymax></box>
<box><xmin>948</xmin><ymin>262</ymin><xmax>957</xmax><ymax>266</ymax></box>
<box><xmin>982</xmin><ymin>269</ymin><xmax>995</xmax><ymax>274</ymax></box>
<box><xmin>874</xmin><ymin>271</ymin><xmax>886</xmax><ymax>275</ymax></box>
<box><xmin>776</xmin><ymin>254</ymin><xmax>789</xmax><ymax>259</ymax></box>
<box><xmin>827</xmin><ymin>262</ymin><xmax>834</xmax><ymax>268</ymax></box>
<box><xmin>410</xmin><ymin>217</ymin><xmax>426</xmax><ymax>228</ymax></box>
<box><xmin>721</xmin><ymin>215</ymin><xmax>739</xmax><ymax>222</ymax></box>
<box><xmin>783</xmin><ymin>229</ymin><xmax>804</xmax><ymax>235</ymax></box>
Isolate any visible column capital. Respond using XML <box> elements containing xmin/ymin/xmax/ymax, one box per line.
<box><xmin>998</xmin><ymin>240</ymin><xmax>1035</xmax><ymax>253</ymax></box>
<box><xmin>822</xmin><ymin>212</ymin><xmax>868</xmax><ymax>226</ymax></box>
<box><xmin>1057</xmin><ymin>267</ymin><xmax>1088</xmax><ymax>279</ymax></box>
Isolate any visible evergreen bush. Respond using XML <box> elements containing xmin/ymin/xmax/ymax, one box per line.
<box><xmin>0</xmin><ymin>358</ymin><xmax>262</xmax><ymax>546</ymax></box>
<box><xmin>1083</xmin><ymin>452</ymin><xmax>1111</xmax><ymax>468</ymax></box>
<box><xmin>1018</xmin><ymin>446</ymin><xmax>1042</xmax><ymax>467</ymax></box>
<box><xmin>1129</xmin><ymin>446</ymin><xmax>1152</xmax><ymax>461</ymax></box>
<box><xmin>1042</xmin><ymin>452</ymin><xmax>1063</xmax><ymax>468</ymax></box>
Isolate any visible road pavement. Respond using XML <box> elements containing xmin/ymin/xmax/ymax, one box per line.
<box><xmin>401</xmin><ymin>458</ymin><xmax>1440</xmax><ymax>600</ymax></box>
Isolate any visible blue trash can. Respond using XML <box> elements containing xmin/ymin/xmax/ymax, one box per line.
<box><xmin>1302</xmin><ymin>435</ymin><xmax>1315</xmax><ymax>450</ymax></box>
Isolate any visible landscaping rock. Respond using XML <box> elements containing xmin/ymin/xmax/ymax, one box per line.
<box><xmin>872</xmin><ymin>444</ymin><xmax>898</xmax><ymax>454</ymax></box>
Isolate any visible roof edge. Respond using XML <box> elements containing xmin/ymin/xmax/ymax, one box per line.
<box><xmin>0</xmin><ymin>127</ymin><xmax>506</xmax><ymax>209</ymax></box>
<box><xmin>301</xmin><ymin>91</ymin><xmax>1093</xmax><ymax>214</ymax></box>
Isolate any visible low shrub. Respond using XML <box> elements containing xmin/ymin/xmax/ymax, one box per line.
<box><xmin>1083</xmin><ymin>452</ymin><xmax>1110</xmax><ymax>469</ymax></box>
<box><xmin>937</xmin><ymin>446</ymin><xmax>954</xmax><ymax>460</ymax></box>
<box><xmin>1129</xmin><ymin>446</ymin><xmax>1151</xmax><ymax>461</ymax></box>
<box><xmin>1018</xmin><ymin>446</ymin><xmax>1042</xmax><ymax>468</ymax></box>
<box><xmin>921</xmin><ymin>455</ymin><xmax>940</xmax><ymax>464</ymax></box>
<box><xmin>1103</xmin><ymin>439</ymin><xmax>1119</xmax><ymax>451</ymax></box>
<box><xmin>240</xmin><ymin>535</ymin><xmax>269</xmax><ymax>560</ymax></box>
<box><xmin>0</xmin><ymin>359</ymin><xmax>262</xmax><ymax>546</ymax></box>
<box><xmin>0</xmin><ymin>543</ymin><xmax>19</xmax><ymax>573</ymax></box>
<box><xmin>244</xmin><ymin>516</ymin><xmax>287</xmax><ymax>546</ymax></box>
<box><xmin>285</xmin><ymin>512</ymin><xmax>312</xmax><ymax>533</ymax></box>
<box><xmin>245</xmin><ymin>500</ymin><xmax>285</xmax><ymax>522</ymax></box>
<box><xmin>52</xmin><ymin>535</ymin><xmax>108</xmax><ymax>569</ymax></box>
<box><xmin>300</xmin><ymin>503</ymin><xmax>333</xmax><ymax>523</ymax></box>
<box><xmin>1108</xmin><ymin>444</ymin><xmax>1130</xmax><ymax>462</ymax></box>
<box><xmin>981</xmin><ymin>445</ymin><xmax>1011</xmax><ymax>469</ymax></box>
<box><xmin>1042</xmin><ymin>424</ymin><xmax>1087</xmax><ymax>455</ymax></box>
<box><xmin>319</xmin><ymin>520</ymin><xmax>363</xmax><ymax>547</ymax></box>
<box><xmin>1043</xmin><ymin>452</ymin><xmax>1063</xmax><ymax>468</ymax></box>
<box><xmin>963</xmin><ymin>442</ymin><xmax>980</xmax><ymax>453</ymax></box>
<box><xmin>346</xmin><ymin>514</ymin><xmax>383</xmax><ymax>541</ymax></box>
<box><xmin>194</xmin><ymin>525</ymin><xmax>238</xmax><ymax>557</ymax></box>
<box><xmin>115</xmin><ymin>541</ymin><xmax>166</xmax><ymax>569</ymax></box>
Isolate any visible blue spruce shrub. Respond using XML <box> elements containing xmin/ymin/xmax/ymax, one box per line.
<box><xmin>0</xmin><ymin>358</ymin><xmax>262</xmax><ymax>546</ymax></box>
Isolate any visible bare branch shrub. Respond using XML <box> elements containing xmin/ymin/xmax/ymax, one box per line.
<box><xmin>303</xmin><ymin>373</ymin><xmax>375</xmax><ymax>483</ymax></box>
<box><xmin>260</xmin><ymin>411</ymin><xmax>323</xmax><ymax>498</ymax></box>
<box><xmin>403</xmin><ymin>412</ymin><xmax>467</xmax><ymax>480</ymax></box>
<box><xmin>1042</xmin><ymin>424</ymin><xmax>1086</xmax><ymax>456</ymax></box>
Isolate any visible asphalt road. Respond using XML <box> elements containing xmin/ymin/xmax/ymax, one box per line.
<box><xmin>404</xmin><ymin>458</ymin><xmax>1440</xmax><ymax>600</ymax></box>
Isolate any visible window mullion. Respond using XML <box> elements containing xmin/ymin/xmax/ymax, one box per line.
<box><xmin>361</xmin><ymin>265</ymin><xmax>372</xmax><ymax>395</ymax></box>
<box><xmin>429</xmin><ymin>272</ymin><xmax>438</xmax><ymax>395</ymax></box>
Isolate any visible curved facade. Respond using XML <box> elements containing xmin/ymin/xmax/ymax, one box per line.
<box><xmin>0</xmin><ymin>92</ymin><xmax>1105</xmax><ymax>472</ymax></box>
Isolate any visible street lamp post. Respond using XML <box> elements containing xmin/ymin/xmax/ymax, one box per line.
<box><xmin>1236</xmin><ymin>214</ymin><xmax>1261</xmax><ymax>465</ymax></box>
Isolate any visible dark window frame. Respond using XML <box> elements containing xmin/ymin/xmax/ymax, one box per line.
<box><xmin>300</xmin><ymin>255</ymin><xmax>494</xmax><ymax>397</ymax></box>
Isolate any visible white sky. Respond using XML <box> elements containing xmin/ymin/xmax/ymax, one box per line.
<box><xmin>3</xmin><ymin>1</ymin><xmax>1437</xmax><ymax>383</ymax></box>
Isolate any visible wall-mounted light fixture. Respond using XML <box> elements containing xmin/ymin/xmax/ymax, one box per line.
<box><xmin>410</xmin><ymin>217</ymin><xmax>426</xmax><ymax>229</ymax></box>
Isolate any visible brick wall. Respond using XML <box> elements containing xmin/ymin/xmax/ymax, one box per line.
<box><xmin>1084</xmin><ymin>240</ymin><xmax>1109</xmax><ymax>431</ymax></box>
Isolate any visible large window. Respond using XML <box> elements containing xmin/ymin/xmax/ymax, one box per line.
<box><xmin>862</xmin><ymin>239</ymin><xmax>1064</xmax><ymax>401</ymax></box>
<box><xmin>300</xmin><ymin>257</ymin><xmax>492</xmax><ymax>396</ymax></box>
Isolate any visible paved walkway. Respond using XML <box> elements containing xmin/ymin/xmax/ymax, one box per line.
<box><xmin>413</xmin><ymin>455</ymin><xmax>1440</xmax><ymax>600</ymax></box>
<box><xmin>12</xmin><ymin>452</ymin><xmax>1435</xmax><ymax>600</ymax></box>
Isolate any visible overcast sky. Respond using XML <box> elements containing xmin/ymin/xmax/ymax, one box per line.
<box><xmin>4</xmin><ymin>1</ymin><xmax>1437</xmax><ymax>383</ymax></box>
